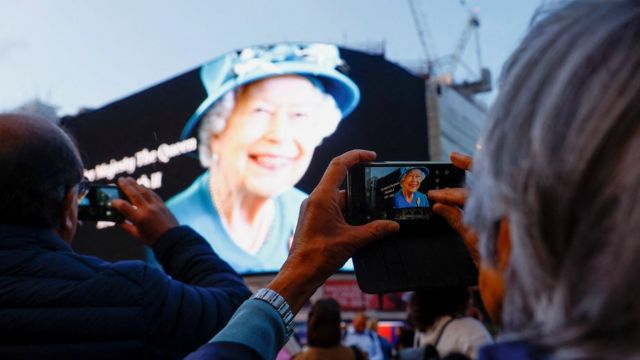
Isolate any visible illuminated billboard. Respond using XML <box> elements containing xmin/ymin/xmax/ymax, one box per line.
<box><xmin>63</xmin><ymin>42</ymin><xmax>430</xmax><ymax>275</ymax></box>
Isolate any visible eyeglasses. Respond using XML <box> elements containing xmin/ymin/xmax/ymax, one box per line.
<box><xmin>76</xmin><ymin>177</ymin><xmax>90</xmax><ymax>205</ymax></box>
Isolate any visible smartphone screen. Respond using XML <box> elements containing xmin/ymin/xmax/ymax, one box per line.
<box><xmin>78</xmin><ymin>184</ymin><xmax>125</xmax><ymax>222</ymax></box>
<box><xmin>347</xmin><ymin>162</ymin><xmax>465</xmax><ymax>225</ymax></box>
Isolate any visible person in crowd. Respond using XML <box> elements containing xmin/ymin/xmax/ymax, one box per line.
<box><xmin>394</xmin><ymin>167</ymin><xmax>429</xmax><ymax>209</ymax></box>
<box><xmin>187</xmin><ymin>1</ymin><xmax>640</xmax><ymax>359</ymax></box>
<box><xmin>366</xmin><ymin>318</ymin><xmax>392</xmax><ymax>360</ymax></box>
<box><xmin>296</xmin><ymin>298</ymin><xmax>367</xmax><ymax>360</ymax></box>
<box><xmin>395</xmin><ymin>326</ymin><xmax>417</xmax><ymax>355</ymax></box>
<box><xmin>0</xmin><ymin>114</ymin><xmax>251</xmax><ymax>358</ymax></box>
<box><xmin>399</xmin><ymin>288</ymin><xmax>492</xmax><ymax>360</ymax></box>
<box><xmin>344</xmin><ymin>313</ymin><xmax>384</xmax><ymax>360</ymax></box>
<box><xmin>162</xmin><ymin>43</ymin><xmax>360</xmax><ymax>274</ymax></box>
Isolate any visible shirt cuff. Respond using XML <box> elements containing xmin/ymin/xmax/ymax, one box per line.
<box><xmin>211</xmin><ymin>297</ymin><xmax>287</xmax><ymax>360</ymax></box>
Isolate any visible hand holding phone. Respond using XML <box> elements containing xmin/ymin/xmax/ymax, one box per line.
<box><xmin>77</xmin><ymin>178</ymin><xmax>179</xmax><ymax>246</ymax></box>
<box><xmin>111</xmin><ymin>177</ymin><xmax>179</xmax><ymax>246</ymax></box>
<box><xmin>346</xmin><ymin>161</ymin><xmax>477</xmax><ymax>293</ymax></box>
<box><xmin>268</xmin><ymin>150</ymin><xmax>399</xmax><ymax>313</ymax></box>
<box><xmin>427</xmin><ymin>153</ymin><xmax>479</xmax><ymax>267</ymax></box>
<box><xmin>78</xmin><ymin>184</ymin><xmax>126</xmax><ymax>223</ymax></box>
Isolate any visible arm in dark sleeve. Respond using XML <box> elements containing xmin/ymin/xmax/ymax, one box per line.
<box><xmin>141</xmin><ymin>226</ymin><xmax>251</xmax><ymax>356</ymax></box>
<box><xmin>152</xmin><ymin>225</ymin><xmax>244</xmax><ymax>287</ymax></box>
<box><xmin>183</xmin><ymin>341</ymin><xmax>263</xmax><ymax>360</ymax></box>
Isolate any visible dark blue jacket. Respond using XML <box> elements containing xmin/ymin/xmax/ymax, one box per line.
<box><xmin>0</xmin><ymin>224</ymin><xmax>251</xmax><ymax>359</ymax></box>
<box><xmin>479</xmin><ymin>341</ymin><xmax>552</xmax><ymax>360</ymax></box>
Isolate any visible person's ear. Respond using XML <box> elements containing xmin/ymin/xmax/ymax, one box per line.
<box><xmin>478</xmin><ymin>217</ymin><xmax>511</xmax><ymax>324</ymax></box>
<box><xmin>496</xmin><ymin>218</ymin><xmax>511</xmax><ymax>271</ymax></box>
<box><xmin>56</xmin><ymin>188</ymin><xmax>78</xmax><ymax>244</ymax></box>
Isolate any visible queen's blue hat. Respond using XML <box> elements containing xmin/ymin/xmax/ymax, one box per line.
<box><xmin>180</xmin><ymin>43</ymin><xmax>361</xmax><ymax>140</ymax></box>
<box><xmin>399</xmin><ymin>167</ymin><xmax>429</xmax><ymax>181</ymax></box>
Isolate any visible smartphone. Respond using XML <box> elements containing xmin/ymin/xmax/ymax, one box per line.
<box><xmin>78</xmin><ymin>184</ymin><xmax>125</xmax><ymax>223</ymax></box>
<box><xmin>346</xmin><ymin>162</ymin><xmax>477</xmax><ymax>293</ymax></box>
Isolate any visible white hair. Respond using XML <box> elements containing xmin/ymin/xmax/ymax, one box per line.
<box><xmin>197</xmin><ymin>91</ymin><xmax>236</xmax><ymax>167</ymax></box>
<box><xmin>466</xmin><ymin>1</ymin><xmax>640</xmax><ymax>358</ymax></box>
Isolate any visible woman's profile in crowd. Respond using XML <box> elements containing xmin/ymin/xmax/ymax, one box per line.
<box><xmin>429</xmin><ymin>0</ymin><xmax>640</xmax><ymax>358</ymax></box>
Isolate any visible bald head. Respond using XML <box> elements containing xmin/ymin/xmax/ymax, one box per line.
<box><xmin>0</xmin><ymin>113</ymin><xmax>83</xmax><ymax>228</ymax></box>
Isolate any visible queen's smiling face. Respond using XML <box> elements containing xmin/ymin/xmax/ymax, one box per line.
<box><xmin>401</xmin><ymin>168</ymin><xmax>425</xmax><ymax>194</ymax></box>
<box><xmin>210</xmin><ymin>75</ymin><xmax>340</xmax><ymax>198</ymax></box>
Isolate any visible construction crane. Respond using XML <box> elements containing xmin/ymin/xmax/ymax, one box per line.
<box><xmin>407</xmin><ymin>0</ymin><xmax>436</xmax><ymax>74</ymax></box>
<box><xmin>407</xmin><ymin>0</ymin><xmax>491</xmax><ymax>94</ymax></box>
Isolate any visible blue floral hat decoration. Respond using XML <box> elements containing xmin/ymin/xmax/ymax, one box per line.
<box><xmin>180</xmin><ymin>43</ymin><xmax>361</xmax><ymax>140</ymax></box>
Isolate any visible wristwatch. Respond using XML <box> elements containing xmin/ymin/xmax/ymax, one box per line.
<box><xmin>251</xmin><ymin>288</ymin><xmax>295</xmax><ymax>339</ymax></box>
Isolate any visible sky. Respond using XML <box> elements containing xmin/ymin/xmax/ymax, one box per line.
<box><xmin>0</xmin><ymin>0</ymin><xmax>544</xmax><ymax>115</ymax></box>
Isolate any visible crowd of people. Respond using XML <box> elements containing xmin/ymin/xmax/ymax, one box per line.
<box><xmin>290</xmin><ymin>289</ymin><xmax>491</xmax><ymax>360</ymax></box>
<box><xmin>1</xmin><ymin>0</ymin><xmax>639</xmax><ymax>359</ymax></box>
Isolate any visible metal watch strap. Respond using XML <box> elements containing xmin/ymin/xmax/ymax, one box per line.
<box><xmin>250</xmin><ymin>288</ymin><xmax>295</xmax><ymax>339</ymax></box>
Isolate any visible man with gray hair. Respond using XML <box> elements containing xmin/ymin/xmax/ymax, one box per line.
<box><xmin>0</xmin><ymin>113</ymin><xmax>250</xmax><ymax>358</ymax></box>
<box><xmin>410</xmin><ymin>0</ymin><xmax>640</xmax><ymax>358</ymax></box>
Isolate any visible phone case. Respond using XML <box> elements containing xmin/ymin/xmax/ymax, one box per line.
<box><xmin>353</xmin><ymin>225</ymin><xmax>478</xmax><ymax>293</ymax></box>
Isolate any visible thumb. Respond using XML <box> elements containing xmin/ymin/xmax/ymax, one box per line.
<box><xmin>351</xmin><ymin>220</ymin><xmax>400</xmax><ymax>248</ymax></box>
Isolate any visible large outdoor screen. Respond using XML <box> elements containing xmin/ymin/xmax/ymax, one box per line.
<box><xmin>63</xmin><ymin>42</ymin><xmax>431</xmax><ymax>275</ymax></box>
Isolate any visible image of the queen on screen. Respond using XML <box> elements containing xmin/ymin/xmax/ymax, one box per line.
<box><xmin>153</xmin><ymin>43</ymin><xmax>360</xmax><ymax>274</ymax></box>
<box><xmin>394</xmin><ymin>167</ymin><xmax>429</xmax><ymax>209</ymax></box>
<box><xmin>362</xmin><ymin>166</ymin><xmax>433</xmax><ymax>222</ymax></box>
